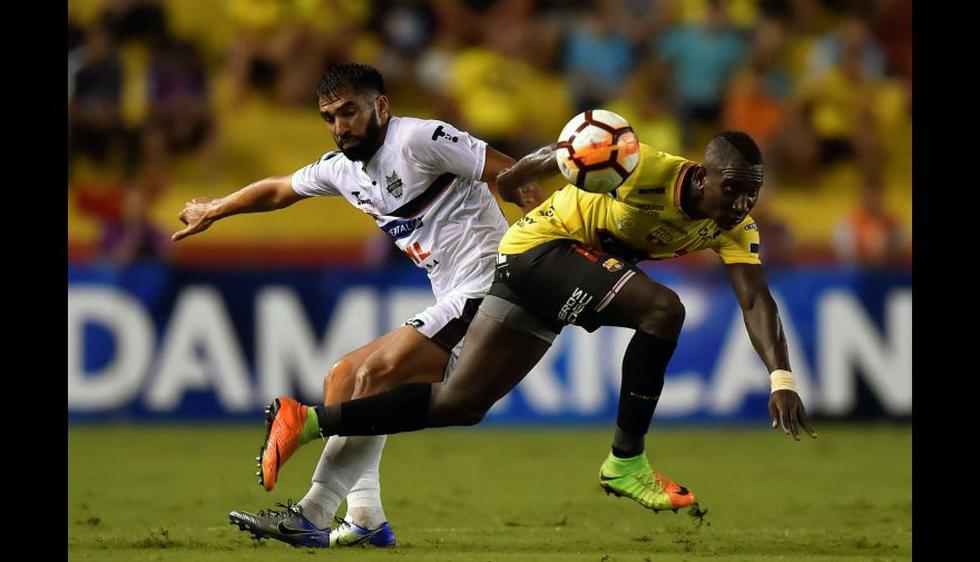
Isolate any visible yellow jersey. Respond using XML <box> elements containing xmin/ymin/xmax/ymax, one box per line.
<box><xmin>498</xmin><ymin>144</ymin><xmax>762</xmax><ymax>265</ymax></box>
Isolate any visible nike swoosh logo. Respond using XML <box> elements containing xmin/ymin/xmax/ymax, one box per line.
<box><xmin>335</xmin><ymin>526</ymin><xmax>384</xmax><ymax>546</ymax></box>
<box><xmin>278</xmin><ymin>521</ymin><xmax>317</xmax><ymax>536</ymax></box>
<box><xmin>599</xmin><ymin>473</ymin><xmax>619</xmax><ymax>481</ymax></box>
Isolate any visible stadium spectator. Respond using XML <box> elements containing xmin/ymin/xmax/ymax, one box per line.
<box><xmin>804</xmin><ymin>12</ymin><xmax>886</xmax><ymax>81</ymax></box>
<box><xmin>722</xmin><ymin>16</ymin><xmax>792</xmax><ymax>153</ymax></box>
<box><xmin>562</xmin><ymin>1</ymin><xmax>636</xmax><ymax>111</ymax></box>
<box><xmin>781</xmin><ymin>22</ymin><xmax>886</xmax><ymax>178</ymax></box>
<box><xmin>833</xmin><ymin>171</ymin><xmax>904</xmax><ymax>266</ymax></box>
<box><xmin>225</xmin><ymin>0</ymin><xmax>369</xmax><ymax>106</ymax></box>
<box><xmin>68</xmin><ymin>19</ymin><xmax>141</xmax><ymax>178</ymax></box>
<box><xmin>143</xmin><ymin>35</ymin><xmax>214</xmax><ymax>168</ymax></box>
<box><xmin>606</xmin><ymin>59</ymin><xmax>683</xmax><ymax>156</ymax></box>
<box><xmin>655</xmin><ymin>0</ymin><xmax>747</xmax><ymax>150</ymax></box>
<box><xmin>105</xmin><ymin>182</ymin><xmax>172</xmax><ymax>266</ymax></box>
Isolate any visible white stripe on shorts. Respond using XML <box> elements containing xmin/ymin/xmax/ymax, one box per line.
<box><xmin>594</xmin><ymin>270</ymin><xmax>636</xmax><ymax>313</ymax></box>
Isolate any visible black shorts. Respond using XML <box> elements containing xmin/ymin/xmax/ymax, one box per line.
<box><xmin>487</xmin><ymin>239</ymin><xmax>641</xmax><ymax>334</ymax></box>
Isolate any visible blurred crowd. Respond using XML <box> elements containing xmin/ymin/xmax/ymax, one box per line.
<box><xmin>68</xmin><ymin>0</ymin><xmax>911</xmax><ymax>268</ymax></box>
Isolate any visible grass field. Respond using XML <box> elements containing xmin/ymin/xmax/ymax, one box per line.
<box><xmin>68</xmin><ymin>423</ymin><xmax>911</xmax><ymax>561</ymax></box>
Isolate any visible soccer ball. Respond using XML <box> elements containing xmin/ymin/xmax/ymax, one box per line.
<box><xmin>555</xmin><ymin>110</ymin><xmax>640</xmax><ymax>194</ymax></box>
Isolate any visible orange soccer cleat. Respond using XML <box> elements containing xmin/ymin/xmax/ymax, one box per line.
<box><xmin>257</xmin><ymin>397</ymin><xmax>310</xmax><ymax>492</ymax></box>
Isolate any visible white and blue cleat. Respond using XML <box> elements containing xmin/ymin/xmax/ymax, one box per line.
<box><xmin>329</xmin><ymin>517</ymin><xmax>396</xmax><ymax>547</ymax></box>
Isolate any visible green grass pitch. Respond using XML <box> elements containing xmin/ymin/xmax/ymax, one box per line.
<box><xmin>68</xmin><ymin>423</ymin><xmax>910</xmax><ymax>561</ymax></box>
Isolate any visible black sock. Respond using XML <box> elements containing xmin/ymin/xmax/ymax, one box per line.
<box><xmin>612</xmin><ymin>331</ymin><xmax>676</xmax><ymax>458</ymax></box>
<box><xmin>314</xmin><ymin>383</ymin><xmax>433</xmax><ymax>436</ymax></box>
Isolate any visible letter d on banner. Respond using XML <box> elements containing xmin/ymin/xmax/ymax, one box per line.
<box><xmin>68</xmin><ymin>288</ymin><xmax>154</xmax><ymax>411</ymax></box>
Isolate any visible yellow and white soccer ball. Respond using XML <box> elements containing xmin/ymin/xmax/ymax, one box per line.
<box><xmin>555</xmin><ymin>109</ymin><xmax>640</xmax><ymax>194</ymax></box>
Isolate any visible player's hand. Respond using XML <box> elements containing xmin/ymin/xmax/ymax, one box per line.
<box><xmin>518</xmin><ymin>183</ymin><xmax>545</xmax><ymax>212</ymax></box>
<box><xmin>768</xmin><ymin>390</ymin><xmax>817</xmax><ymax>441</ymax></box>
<box><xmin>172</xmin><ymin>197</ymin><xmax>220</xmax><ymax>242</ymax></box>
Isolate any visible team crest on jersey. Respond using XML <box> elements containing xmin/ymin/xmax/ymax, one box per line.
<box><xmin>602</xmin><ymin>258</ymin><xmax>623</xmax><ymax>272</ymax></box>
<box><xmin>385</xmin><ymin>171</ymin><xmax>404</xmax><ymax>198</ymax></box>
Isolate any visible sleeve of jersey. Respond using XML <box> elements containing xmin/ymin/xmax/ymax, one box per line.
<box><xmin>714</xmin><ymin>219</ymin><xmax>762</xmax><ymax>265</ymax></box>
<box><xmin>406</xmin><ymin>120</ymin><xmax>487</xmax><ymax>181</ymax></box>
<box><xmin>290</xmin><ymin>153</ymin><xmax>342</xmax><ymax>197</ymax></box>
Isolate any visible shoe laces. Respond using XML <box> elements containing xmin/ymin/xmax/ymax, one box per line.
<box><xmin>258</xmin><ymin>499</ymin><xmax>302</xmax><ymax>518</ymax></box>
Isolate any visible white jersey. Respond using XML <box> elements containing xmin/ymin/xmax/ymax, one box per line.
<box><xmin>291</xmin><ymin>116</ymin><xmax>508</xmax><ymax>302</ymax></box>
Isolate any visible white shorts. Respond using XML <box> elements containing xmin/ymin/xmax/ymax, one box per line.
<box><xmin>405</xmin><ymin>294</ymin><xmax>484</xmax><ymax>378</ymax></box>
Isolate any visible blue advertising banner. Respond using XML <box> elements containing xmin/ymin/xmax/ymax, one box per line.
<box><xmin>68</xmin><ymin>261</ymin><xmax>911</xmax><ymax>423</ymax></box>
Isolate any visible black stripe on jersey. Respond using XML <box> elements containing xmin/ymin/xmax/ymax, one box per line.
<box><xmin>389</xmin><ymin>172</ymin><xmax>456</xmax><ymax>218</ymax></box>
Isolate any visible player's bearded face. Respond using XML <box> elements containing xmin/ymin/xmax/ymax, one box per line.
<box><xmin>319</xmin><ymin>92</ymin><xmax>386</xmax><ymax>162</ymax></box>
<box><xmin>337</xmin><ymin>107</ymin><xmax>383</xmax><ymax>161</ymax></box>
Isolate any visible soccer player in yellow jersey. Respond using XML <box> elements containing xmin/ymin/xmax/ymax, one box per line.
<box><xmin>264</xmin><ymin>130</ymin><xmax>817</xmax><ymax>517</ymax></box>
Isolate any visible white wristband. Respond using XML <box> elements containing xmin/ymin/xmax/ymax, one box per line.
<box><xmin>770</xmin><ymin>369</ymin><xmax>797</xmax><ymax>394</ymax></box>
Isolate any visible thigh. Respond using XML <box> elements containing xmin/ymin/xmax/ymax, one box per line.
<box><xmin>430</xmin><ymin>311</ymin><xmax>552</xmax><ymax>417</ymax></box>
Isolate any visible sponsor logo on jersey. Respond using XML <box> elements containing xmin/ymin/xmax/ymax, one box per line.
<box><xmin>558</xmin><ymin>287</ymin><xmax>594</xmax><ymax>324</ymax></box>
<box><xmin>385</xmin><ymin>171</ymin><xmax>404</xmax><ymax>198</ymax></box>
<box><xmin>634</xmin><ymin>204</ymin><xmax>664</xmax><ymax>213</ymax></box>
<box><xmin>602</xmin><ymin>258</ymin><xmax>623</xmax><ymax>272</ymax></box>
<box><xmin>637</xmin><ymin>186</ymin><xmax>666</xmax><ymax>195</ymax></box>
<box><xmin>750</xmin><ymin>242</ymin><xmax>760</xmax><ymax>254</ymax></box>
<box><xmin>431</xmin><ymin>125</ymin><xmax>459</xmax><ymax>143</ymax></box>
<box><xmin>744</xmin><ymin>222</ymin><xmax>758</xmax><ymax>231</ymax></box>
<box><xmin>381</xmin><ymin>217</ymin><xmax>424</xmax><ymax>240</ymax></box>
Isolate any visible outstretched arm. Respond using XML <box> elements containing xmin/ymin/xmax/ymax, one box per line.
<box><xmin>726</xmin><ymin>263</ymin><xmax>817</xmax><ymax>441</ymax></box>
<box><xmin>495</xmin><ymin>143</ymin><xmax>559</xmax><ymax>211</ymax></box>
<box><xmin>172</xmin><ymin>175</ymin><xmax>306</xmax><ymax>241</ymax></box>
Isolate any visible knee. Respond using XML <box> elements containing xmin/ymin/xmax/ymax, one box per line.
<box><xmin>323</xmin><ymin>356</ymin><xmax>356</xmax><ymax>404</ymax></box>
<box><xmin>353</xmin><ymin>356</ymin><xmax>396</xmax><ymax>396</ymax></box>
<box><xmin>639</xmin><ymin>289</ymin><xmax>685</xmax><ymax>337</ymax></box>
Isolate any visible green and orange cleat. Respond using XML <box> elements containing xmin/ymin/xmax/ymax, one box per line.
<box><xmin>257</xmin><ymin>397</ymin><xmax>320</xmax><ymax>491</ymax></box>
<box><xmin>598</xmin><ymin>452</ymin><xmax>699</xmax><ymax>514</ymax></box>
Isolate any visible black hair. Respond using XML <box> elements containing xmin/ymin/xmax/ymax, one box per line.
<box><xmin>713</xmin><ymin>131</ymin><xmax>763</xmax><ymax>166</ymax></box>
<box><xmin>316</xmin><ymin>63</ymin><xmax>386</xmax><ymax>100</ymax></box>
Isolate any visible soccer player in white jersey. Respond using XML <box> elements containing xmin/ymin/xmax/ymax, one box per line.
<box><xmin>172</xmin><ymin>63</ymin><xmax>539</xmax><ymax>548</ymax></box>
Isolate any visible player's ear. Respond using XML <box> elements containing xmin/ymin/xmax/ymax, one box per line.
<box><xmin>693</xmin><ymin>165</ymin><xmax>706</xmax><ymax>191</ymax></box>
<box><xmin>375</xmin><ymin>95</ymin><xmax>390</xmax><ymax>121</ymax></box>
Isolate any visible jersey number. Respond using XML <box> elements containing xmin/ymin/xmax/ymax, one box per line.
<box><xmin>405</xmin><ymin>242</ymin><xmax>432</xmax><ymax>265</ymax></box>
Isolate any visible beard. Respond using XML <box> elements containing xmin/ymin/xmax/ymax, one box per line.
<box><xmin>339</xmin><ymin>110</ymin><xmax>383</xmax><ymax>162</ymax></box>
